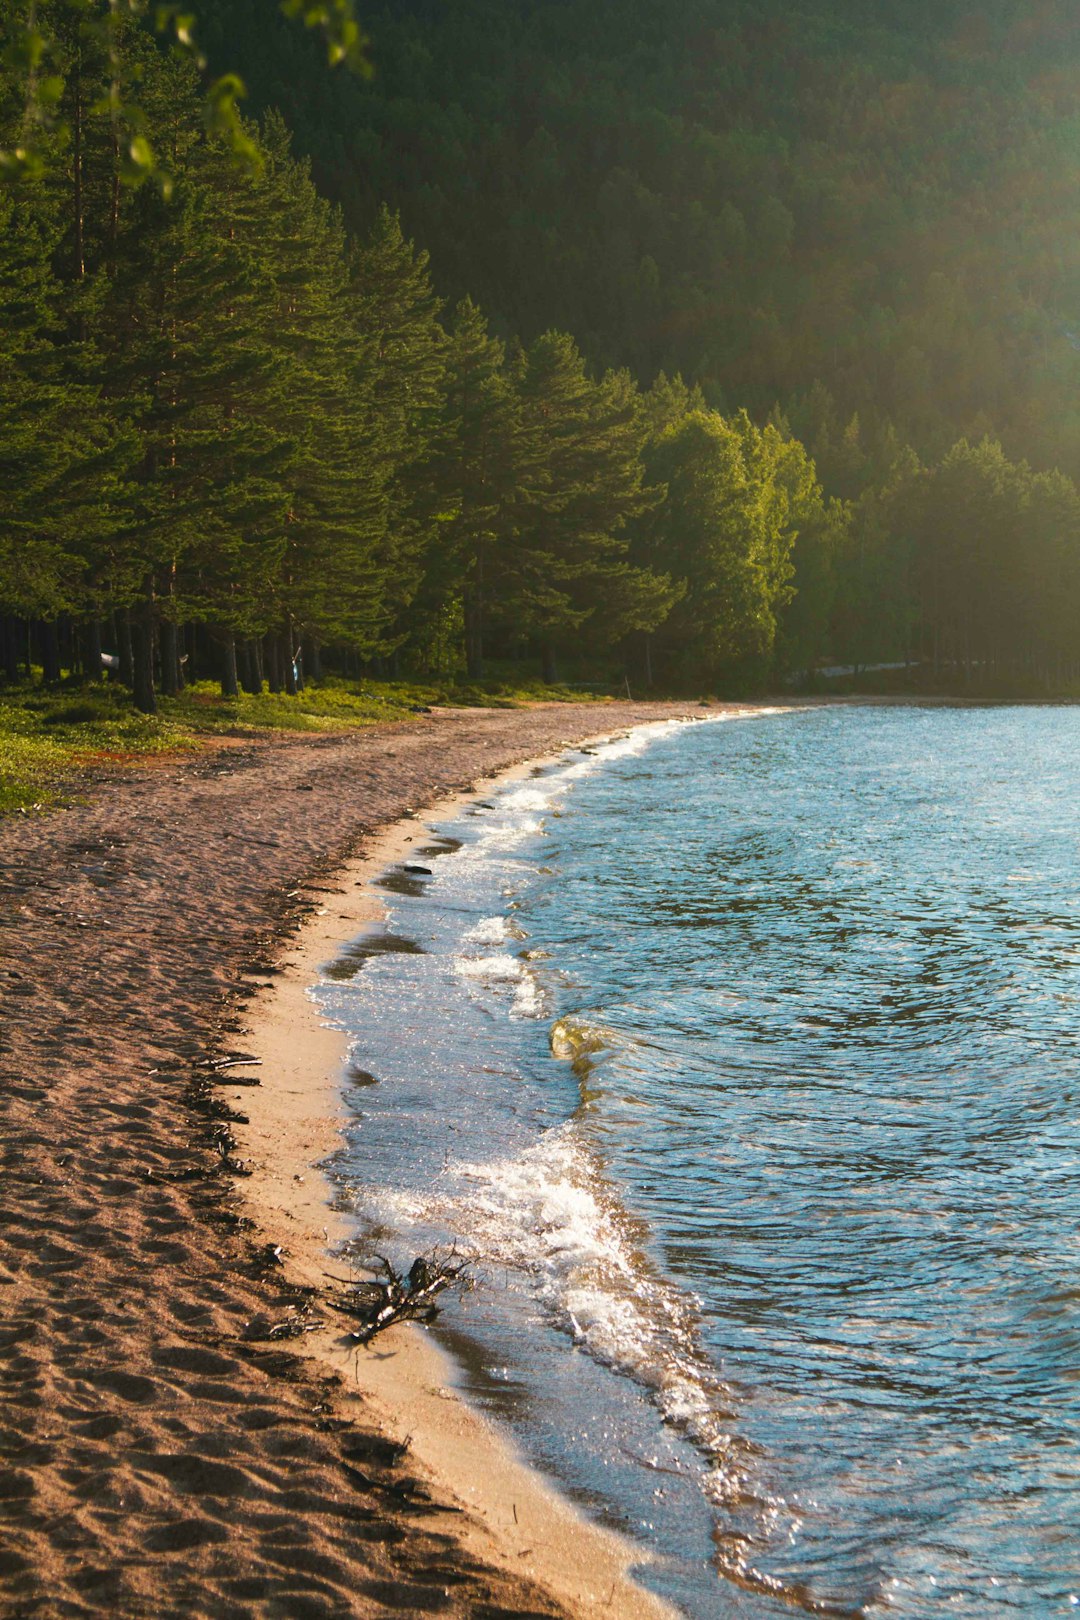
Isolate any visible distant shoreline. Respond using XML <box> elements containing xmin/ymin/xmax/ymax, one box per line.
<box><xmin>782</xmin><ymin>687</ymin><xmax>1080</xmax><ymax>705</ymax></box>
<box><xmin>777</xmin><ymin>689</ymin><xmax>1080</xmax><ymax>706</ymax></box>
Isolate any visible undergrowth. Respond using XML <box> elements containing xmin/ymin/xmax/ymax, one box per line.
<box><xmin>0</xmin><ymin>671</ymin><xmax>614</xmax><ymax>814</ymax></box>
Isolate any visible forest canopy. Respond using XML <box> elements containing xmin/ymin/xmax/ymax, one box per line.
<box><xmin>3</xmin><ymin>0</ymin><xmax>1080</xmax><ymax>703</ymax></box>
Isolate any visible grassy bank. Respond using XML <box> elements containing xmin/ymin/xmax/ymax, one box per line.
<box><xmin>0</xmin><ymin>673</ymin><xmax>615</xmax><ymax>815</ymax></box>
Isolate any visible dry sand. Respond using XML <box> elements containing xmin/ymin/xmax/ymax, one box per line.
<box><xmin>0</xmin><ymin>700</ymin><xmax>745</xmax><ymax>1618</ymax></box>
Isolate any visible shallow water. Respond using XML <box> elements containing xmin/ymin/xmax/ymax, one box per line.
<box><xmin>317</xmin><ymin>706</ymin><xmax>1080</xmax><ymax>1617</ymax></box>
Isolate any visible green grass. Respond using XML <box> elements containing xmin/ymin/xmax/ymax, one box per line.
<box><xmin>0</xmin><ymin>685</ymin><xmax>197</xmax><ymax>814</ymax></box>
<box><xmin>0</xmin><ymin>730</ymin><xmax>79</xmax><ymax>814</ymax></box>
<box><xmin>0</xmin><ymin>669</ymin><xmax>616</xmax><ymax>815</ymax></box>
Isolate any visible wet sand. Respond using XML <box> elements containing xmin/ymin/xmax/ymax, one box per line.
<box><xmin>235</xmin><ymin>767</ymin><xmax>677</xmax><ymax>1619</ymax></box>
<box><xmin>0</xmin><ymin>700</ymin><xmax>734</xmax><ymax>1619</ymax></box>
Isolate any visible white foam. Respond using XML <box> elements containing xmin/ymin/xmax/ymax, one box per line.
<box><xmin>463</xmin><ymin>915</ymin><xmax>512</xmax><ymax>945</ymax></box>
<box><xmin>345</xmin><ymin>1125</ymin><xmax>757</xmax><ymax>1508</ymax></box>
<box><xmin>454</xmin><ymin>952</ymin><xmax>523</xmax><ymax>983</ymax></box>
<box><xmin>453</xmin><ymin>944</ymin><xmax>546</xmax><ymax>1018</ymax></box>
<box><xmin>434</xmin><ymin>1126</ymin><xmax>745</xmax><ymax>1487</ymax></box>
<box><xmin>499</xmin><ymin>785</ymin><xmax>559</xmax><ymax>813</ymax></box>
<box><xmin>475</xmin><ymin>814</ymin><xmax>546</xmax><ymax>851</ymax></box>
<box><xmin>400</xmin><ymin>712</ymin><xmax>782</xmax><ymax>1468</ymax></box>
<box><xmin>511</xmin><ymin>969</ymin><xmax>546</xmax><ymax>1019</ymax></box>
<box><xmin>454</xmin><ymin>714</ymin><xmax>770</xmax><ymax>871</ymax></box>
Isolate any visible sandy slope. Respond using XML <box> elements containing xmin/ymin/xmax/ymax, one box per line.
<box><xmin>0</xmin><ymin>701</ymin><xmax>725</xmax><ymax>1619</ymax></box>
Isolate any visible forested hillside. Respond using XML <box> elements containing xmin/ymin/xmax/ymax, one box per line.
<box><xmin>202</xmin><ymin>0</ymin><xmax>1080</xmax><ymax>480</ymax></box>
<box><xmin>3</xmin><ymin>1</ymin><xmax>1080</xmax><ymax>705</ymax></box>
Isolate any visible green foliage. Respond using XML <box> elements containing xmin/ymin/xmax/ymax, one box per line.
<box><xmin>637</xmin><ymin>409</ymin><xmax>810</xmax><ymax>682</ymax></box>
<box><xmin>0</xmin><ymin>728</ymin><xmax>75</xmax><ymax>813</ymax></box>
<box><xmin>203</xmin><ymin>0</ymin><xmax>1080</xmax><ymax>488</ymax></box>
<box><xmin>420</xmin><ymin>296</ymin><xmax>517</xmax><ymax>678</ymax></box>
<box><xmin>6</xmin><ymin>0</ymin><xmax>1080</xmax><ymax>727</ymax></box>
<box><xmin>279</xmin><ymin>0</ymin><xmax>369</xmax><ymax>73</ymax></box>
<box><xmin>0</xmin><ymin>183</ymin><xmax>134</xmax><ymax>620</ymax></box>
<box><xmin>0</xmin><ymin>0</ymin><xmax>368</xmax><ymax>183</ymax></box>
<box><xmin>494</xmin><ymin>331</ymin><xmax>669</xmax><ymax>674</ymax></box>
<box><xmin>347</xmin><ymin>203</ymin><xmax>447</xmax><ymax>652</ymax></box>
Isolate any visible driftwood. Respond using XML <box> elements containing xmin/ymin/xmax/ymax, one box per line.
<box><xmin>329</xmin><ymin>1252</ymin><xmax>469</xmax><ymax>1345</ymax></box>
<box><xmin>242</xmin><ymin>1305</ymin><xmax>326</xmax><ymax>1342</ymax></box>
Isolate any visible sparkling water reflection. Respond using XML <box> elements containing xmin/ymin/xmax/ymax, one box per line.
<box><xmin>321</xmin><ymin>707</ymin><xmax>1080</xmax><ymax>1617</ymax></box>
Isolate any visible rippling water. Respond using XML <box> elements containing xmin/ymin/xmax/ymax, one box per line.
<box><xmin>317</xmin><ymin>705</ymin><xmax>1080</xmax><ymax>1617</ymax></box>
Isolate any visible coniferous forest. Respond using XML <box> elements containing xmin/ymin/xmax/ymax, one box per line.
<box><xmin>5</xmin><ymin>0</ymin><xmax>1080</xmax><ymax>705</ymax></box>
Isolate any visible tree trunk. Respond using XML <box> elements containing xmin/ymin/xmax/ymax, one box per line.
<box><xmin>282</xmin><ymin>625</ymin><xmax>298</xmax><ymax>696</ymax></box>
<box><xmin>464</xmin><ymin>588</ymin><xmax>484</xmax><ymax>679</ymax></box>
<box><xmin>132</xmin><ymin>610</ymin><xmax>157</xmax><ymax>716</ymax></box>
<box><xmin>160</xmin><ymin>619</ymin><xmax>182</xmax><ymax>697</ymax></box>
<box><xmin>71</xmin><ymin>52</ymin><xmax>86</xmax><ymax>283</ymax></box>
<box><xmin>184</xmin><ymin>623</ymin><xmax>198</xmax><ymax>685</ymax></box>
<box><xmin>0</xmin><ymin>612</ymin><xmax>17</xmax><ymax>677</ymax></box>
<box><xmin>0</xmin><ymin>612</ymin><xmax>16</xmax><ymax>677</ymax></box>
<box><xmin>108</xmin><ymin>103</ymin><xmax>121</xmax><ymax>276</ymax></box>
<box><xmin>41</xmin><ymin>620</ymin><xmax>62</xmax><ymax>685</ymax></box>
<box><xmin>540</xmin><ymin>641</ymin><xmax>557</xmax><ymax>685</ymax></box>
<box><xmin>643</xmin><ymin>633</ymin><xmax>654</xmax><ymax>689</ymax></box>
<box><xmin>305</xmin><ymin>637</ymin><xmax>322</xmax><ymax>682</ymax></box>
<box><xmin>265</xmin><ymin>633</ymin><xmax>282</xmax><ymax>693</ymax></box>
<box><xmin>239</xmin><ymin>639</ymin><xmax>262</xmax><ymax>695</ymax></box>
<box><xmin>220</xmin><ymin>633</ymin><xmax>239</xmax><ymax>700</ymax></box>
<box><xmin>118</xmin><ymin>612</ymin><xmax>134</xmax><ymax>689</ymax></box>
<box><xmin>158</xmin><ymin>565</ymin><xmax>184</xmax><ymax>694</ymax></box>
<box><xmin>83</xmin><ymin>619</ymin><xmax>102</xmax><ymax>682</ymax></box>
<box><xmin>4</xmin><ymin>616</ymin><xmax>18</xmax><ymax>681</ymax></box>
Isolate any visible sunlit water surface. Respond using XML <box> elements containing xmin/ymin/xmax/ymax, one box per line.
<box><xmin>317</xmin><ymin>705</ymin><xmax>1080</xmax><ymax>1617</ymax></box>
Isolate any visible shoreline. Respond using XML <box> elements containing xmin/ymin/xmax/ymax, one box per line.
<box><xmin>3</xmin><ymin>695</ymin><xmax>1070</xmax><ymax>1616</ymax></box>
<box><xmin>234</xmin><ymin>744</ymin><xmax>681</xmax><ymax>1619</ymax></box>
<box><xmin>0</xmin><ymin>699</ymin><xmax>758</xmax><ymax>1618</ymax></box>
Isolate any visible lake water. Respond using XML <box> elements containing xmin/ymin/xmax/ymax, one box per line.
<box><xmin>316</xmin><ymin>705</ymin><xmax>1080</xmax><ymax>1617</ymax></box>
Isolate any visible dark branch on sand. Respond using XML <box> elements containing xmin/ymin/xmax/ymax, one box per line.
<box><xmin>328</xmin><ymin>1252</ymin><xmax>471</xmax><ymax>1344</ymax></box>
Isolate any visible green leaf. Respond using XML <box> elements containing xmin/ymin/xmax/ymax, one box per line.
<box><xmin>203</xmin><ymin>74</ymin><xmax>263</xmax><ymax>175</ymax></box>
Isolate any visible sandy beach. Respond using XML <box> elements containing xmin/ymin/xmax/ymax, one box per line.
<box><xmin>0</xmin><ymin>700</ymin><xmax>739</xmax><ymax>1619</ymax></box>
<box><xmin>234</xmin><ymin>763</ymin><xmax>678</xmax><ymax>1620</ymax></box>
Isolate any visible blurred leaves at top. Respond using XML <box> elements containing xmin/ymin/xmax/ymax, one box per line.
<box><xmin>0</xmin><ymin>0</ymin><xmax>368</xmax><ymax>186</ymax></box>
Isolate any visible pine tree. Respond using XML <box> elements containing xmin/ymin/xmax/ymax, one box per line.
<box><xmin>349</xmin><ymin>206</ymin><xmax>446</xmax><ymax>662</ymax></box>
<box><xmin>501</xmin><ymin>332</ymin><xmax>664</xmax><ymax>680</ymax></box>
<box><xmin>0</xmin><ymin>181</ymin><xmax>132</xmax><ymax>680</ymax></box>
<box><xmin>420</xmin><ymin>296</ymin><xmax>519</xmax><ymax>677</ymax></box>
<box><xmin>643</xmin><ymin>371</ymin><xmax>707</xmax><ymax>438</ymax></box>
<box><xmin>100</xmin><ymin>141</ymin><xmax>293</xmax><ymax>706</ymax></box>
<box><xmin>243</xmin><ymin>118</ymin><xmax>394</xmax><ymax>681</ymax></box>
